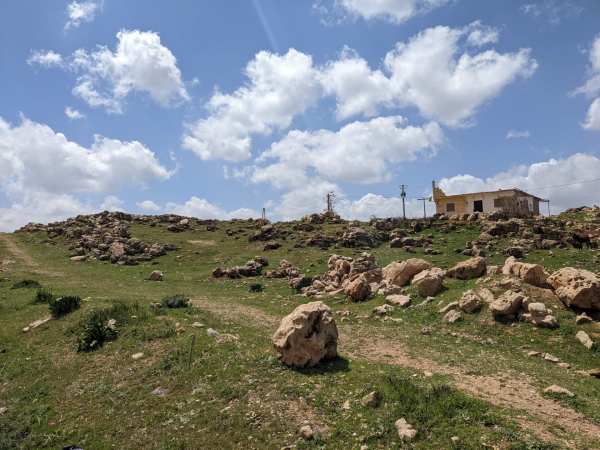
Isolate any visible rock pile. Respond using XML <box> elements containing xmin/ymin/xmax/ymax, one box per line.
<box><xmin>212</xmin><ymin>256</ymin><xmax>269</xmax><ymax>278</ymax></box>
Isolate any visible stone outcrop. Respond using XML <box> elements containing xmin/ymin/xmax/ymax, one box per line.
<box><xmin>382</xmin><ymin>259</ymin><xmax>432</xmax><ymax>287</ymax></box>
<box><xmin>213</xmin><ymin>256</ymin><xmax>269</xmax><ymax>279</ymax></box>
<box><xmin>272</xmin><ymin>301</ymin><xmax>338</xmax><ymax>367</ymax></box>
<box><xmin>345</xmin><ymin>275</ymin><xmax>372</xmax><ymax>302</ymax></box>
<box><xmin>490</xmin><ymin>290</ymin><xmax>525</xmax><ymax>319</ymax></box>
<box><xmin>459</xmin><ymin>290</ymin><xmax>482</xmax><ymax>313</ymax></box>
<box><xmin>547</xmin><ymin>267</ymin><xmax>600</xmax><ymax>310</ymax></box>
<box><xmin>411</xmin><ymin>267</ymin><xmax>445</xmax><ymax>297</ymax></box>
<box><xmin>502</xmin><ymin>257</ymin><xmax>548</xmax><ymax>288</ymax></box>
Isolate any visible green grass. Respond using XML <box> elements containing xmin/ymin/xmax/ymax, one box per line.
<box><xmin>1</xmin><ymin>218</ymin><xmax>599</xmax><ymax>449</ymax></box>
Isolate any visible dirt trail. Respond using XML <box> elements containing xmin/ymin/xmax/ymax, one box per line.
<box><xmin>191</xmin><ymin>297</ymin><xmax>600</xmax><ymax>448</ymax></box>
<box><xmin>0</xmin><ymin>233</ymin><xmax>61</xmax><ymax>276</ymax></box>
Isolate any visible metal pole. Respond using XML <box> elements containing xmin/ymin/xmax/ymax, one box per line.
<box><xmin>418</xmin><ymin>197</ymin><xmax>427</xmax><ymax>219</ymax></box>
<box><xmin>400</xmin><ymin>185</ymin><xmax>406</xmax><ymax>220</ymax></box>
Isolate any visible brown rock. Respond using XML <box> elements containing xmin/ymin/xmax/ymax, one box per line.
<box><xmin>576</xmin><ymin>330</ymin><xmax>595</xmax><ymax>350</ymax></box>
<box><xmin>411</xmin><ymin>267</ymin><xmax>445</xmax><ymax>297</ymax></box>
<box><xmin>272</xmin><ymin>301</ymin><xmax>338</xmax><ymax>368</ymax></box>
<box><xmin>386</xmin><ymin>294</ymin><xmax>411</xmax><ymax>307</ymax></box>
<box><xmin>543</xmin><ymin>385</ymin><xmax>574</xmax><ymax>397</ymax></box>
<box><xmin>345</xmin><ymin>275</ymin><xmax>372</xmax><ymax>302</ymax></box>
<box><xmin>502</xmin><ymin>257</ymin><xmax>548</xmax><ymax>288</ymax></box>
<box><xmin>446</xmin><ymin>257</ymin><xmax>486</xmax><ymax>280</ymax></box>
<box><xmin>459</xmin><ymin>290</ymin><xmax>482</xmax><ymax>313</ymax></box>
<box><xmin>148</xmin><ymin>270</ymin><xmax>163</xmax><ymax>281</ymax></box>
<box><xmin>395</xmin><ymin>418</ymin><xmax>417</xmax><ymax>440</ymax></box>
<box><xmin>443</xmin><ymin>309</ymin><xmax>462</xmax><ymax>323</ymax></box>
<box><xmin>382</xmin><ymin>258</ymin><xmax>432</xmax><ymax>287</ymax></box>
<box><xmin>490</xmin><ymin>290</ymin><xmax>525</xmax><ymax>318</ymax></box>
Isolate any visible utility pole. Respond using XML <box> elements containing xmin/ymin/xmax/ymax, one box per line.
<box><xmin>400</xmin><ymin>185</ymin><xmax>407</xmax><ymax>220</ymax></box>
<box><xmin>326</xmin><ymin>192</ymin><xmax>335</xmax><ymax>215</ymax></box>
<box><xmin>417</xmin><ymin>197</ymin><xmax>428</xmax><ymax>219</ymax></box>
<box><xmin>261</xmin><ymin>207</ymin><xmax>266</xmax><ymax>221</ymax></box>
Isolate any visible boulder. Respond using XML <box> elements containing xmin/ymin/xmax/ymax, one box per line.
<box><xmin>411</xmin><ymin>267</ymin><xmax>445</xmax><ymax>297</ymax></box>
<box><xmin>547</xmin><ymin>267</ymin><xmax>600</xmax><ymax>310</ymax></box>
<box><xmin>272</xmin><ymin>301</ymin><xmax>338</xmax><ymax>368</ymax></box>
<box><xmin>382</xmin><ymin>259</ymin><xmax>432</xmax><ymax>287</ymax></box>
<box><xmin>443</xmin><ymin>309</ymin><xmax>462</xmax><ymax>324</ymax></box>
<box><xmin>361</xmin><ymin>391</ymin><xmax>382</xmax><ymax>408</ymax></box>
<box><xmin>373</xmin><ymin>304</ymin><xmax>394</xmax><ymax>316</ymax></box>
<box><xmin>446</xmin><ymin>257</ymin><xmax>486</xmax><ymax>280</ymax></box>
<box><xmin>576</xmin><ymin>330</ymin><xmax>595</xmax><ymax>350</ymax></box>
<box><xmin>395</xmin><ymin>418</ymin><xmax>417</xmax><ymax>440</ymax></box>
<box><xmin>524</xmin><ymin>302</ymin><xmax>559</xmax><ymax>329</ymax></box>
<box><xmin>386</xmin><ymin>294</ymin><xmax>411</xmax><ymax>308</ymax></box>
<box><xmin>459</xmin><ymin>290</ymin><xmax>482</xmax><ymax>313</ymax></box>
<box><xmin>490</xmin><ymin>290</ymin><xmax>525</xmax><ymax>319</ymax></box>
<box><xmin>345</xmin><ymin>275</ymin><xmax>372</xmax><ymax>302</ymax></box>
<box><xmin>148</xmin><ymin>270</ymin><xmax>163</xmax><ymax>281</ymax></box>
<box><xmin>502</xmin><ymin>257</ymin><xmax>548</xmax><ymax>288</ymax></box>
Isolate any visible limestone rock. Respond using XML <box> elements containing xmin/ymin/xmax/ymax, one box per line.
<box><xmin>345</xmin><ymin>275</ymin><xmax>372</xmax><ymax>302</ymax></box>
<box><xmin>543</xmin><ymin>385</ymin><xmax>574</xmax><ymax>397</ymax></box>
<box><xmin>576</xmin><ymin>330</ymin><xmax>595</xmax><ymax>350</ymax></box>
<box><xmin>411</xmin><ymin>267</ymin><xmax>445</xmax><ymax>297</ymax></box>
<box><xmin>386</xmin><ymin>294</ymin><xmax>411</xmax><ymax>308</ymax></box>
<box><xmin>395</xmin><ymin>418</ymin><xmax>417</xmax><ymax>440</ymax></box>
<box><xmin>502</xmin><ymin>257</ymin><xmax>547</xmax><ymax>288</ymax></box>
<box><xmin>459</xmin><ymin>290</ymin><xmax>482</xmax><ymax>313</ymax></box>
<box><xmin>547</xmin><ymin>267</ymin><xmax>600</xmax><ymax>310</ymax></box>
<box><xmin>148</xmin><ymin>270</ymin><xmax>163</xmax><ymax>281</ymax></box>
<box><xmin>382</xmin><ymin>259</ymin><xmax>432</xmax><ymax>287</ymax></box>
<box><xmin>361</xmin><ymin>391</ymin><xmax>381</xmax><ymax>408</ymax></box>
<box><xmin>446</xmin><ymin>257</ymin><xmax>486</xmax><ymax>280</ymax></box>
<box><xmin>373</xmin><ymin>304</ymin><xmax>394</xmax><ymax>316</ymax></box>
<box><xmin>490</xmin><ymin>290</ymin><xmax>525</xmax><ymax>319</ymax></box>
<box><xmin>272</xmin><ymin>301</ymin><xmax>338</xmax><ymax>368</ymax></box>
<box><xmin>576</xmin><ymin>312</ymin><xmax>593</xmax><ymax>325</ymax></box>
<box><xmin>443</xmin><ymin>309</ymin><xmax>462</xmax><ymax>324</ymax></box>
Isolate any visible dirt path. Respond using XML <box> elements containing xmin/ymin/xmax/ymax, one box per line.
<box><xmin>0</xmin><ymin>233</ymin><xmax>61</xmax><ymax>276</ymax></box>
<box><xmin>191</xmin><ymin>297</ymin><xmax>600</xmax><ymax>448</ymax></box>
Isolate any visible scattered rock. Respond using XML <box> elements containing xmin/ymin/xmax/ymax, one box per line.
<box><xmin>490</xmin><ymin>290</ymin><xmax>525</xmax><ymax>319</ymax></box>
<box><xmin>411</xmin><ymin>267</ymin><xmax>445</xmax><ymax>297</ymax></box>
<box><xmin>458</xmin><ymin>290</ymin><xmax>482</xmax><ymax>313</ymax></box>
<box><xmin>151</xmin><ymin>386</ymin><xmax>169</xmax><ymax>397</ymax></box>
<box><xmin>576</xmin><ymin>312</ymin><xmax>593</xmax><ymax>325</ymax></box>
<box><xmin>148</xmin><ymin>270</ymin><xmax>163</xmax><ymax>281</ymax></box>
<box><xmin>386</xmin><ymin>294</ymin><xmax>411</xmax><ymax>307</ymax></box>
<box><xmin>547</xmin><ymin>267</ymin><xmax>600</xmax><ymax>310</ymax></box>
<box><xmin>382</xmin><ymin>258</ymin><xmax>432</xmax><ymax>287</ymax></box>
<box><xmin>502</xmin><ymin>257</ymin><xmax>547</xmax><ymax>288</ymax></box>
<box><xmin>446</xmin><ymin>257</ymin><xmax>486</xmax><ymax>280</ymax></box>
<box><xmin>394</xmin><ymin>418</ymin><xmax>417</xmax><ymax>440</ymax></box>
<box><xmin>361</xmin><ymin>391</ymin><xmax>381</xmax><ymax>408</ymax></box>
<box><xmin>439</xmin><ymin>302</ymin><xmax>459</xmax><ymax>314</ymax></box>
<box><xmin>373</xmin><ymin>304</ymin><xmax>394</xmax><ymax>317</ymax></box>
<box><xmin>575</xmin><ymin>330</ymin><xmax>595</xmax><ymax>350</ymax></box>
<box><xmin>543</xmin><ymin>385</ymin><xmax>574</xmax><ymax>397</ymax></box>
<box><xmin>131</xmin><ymin>352</ymin><xmax>144</xmax><ymax>360</ymax></box>
<box><xmin>272</xmin><ymin>301</ymin><xmax>338</xmax><ymax>368</ymax></box>
<box><xmin>22</xmin><ymin>316</ymin><xmax>52</xmax><ymax>333</ymax></box>
<box><xmin>443</xmin><ymin>309</ymin><xmax>462</xmax><ymax>324</ymax></box>
<box><xmin>345</xmin><ymin>275</ymin><xmax>372</xmax><ymax>302</ymax></box>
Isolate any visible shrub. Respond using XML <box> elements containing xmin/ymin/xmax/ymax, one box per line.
<box><xmin>33</xmin><ymin>288</ymin><xmax>54</xmax><ymax>304</ymax></box>
<box><xmin>11</xmin><ymin>279</ymin><xmax>41</xmax><ymax>290</ymax></box>
<box><xmin>160</xmin><ymin>294</ymin><xmax>189</xmax><ymax>309</ymax></box>
<box><xmin>249</xmin><ymin>283</ymin><xmax>263</xmax><ymax>292</ymax></box>
<box><xmin>76</xmin><ymin>302</ymin><xmax>142</xmax><ymax>352</ymax></box>
<box><xmin>48</xmin><ymin>295</ymin><xmax>81</xmax><ymax>317</ymax></box>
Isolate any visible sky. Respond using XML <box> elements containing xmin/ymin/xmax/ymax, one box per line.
<box><xmin>1</xmin><ymin>0</ymin><xmax>599</xmax><ymax>231</ymax></box>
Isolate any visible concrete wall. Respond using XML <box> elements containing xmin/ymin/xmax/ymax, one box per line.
<box><xmin>435</xmin><ymin>191</ymin><xmax>540</xmax><ymax>216</ymax></box>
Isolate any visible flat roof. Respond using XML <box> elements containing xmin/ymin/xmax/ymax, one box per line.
<box><xmin>439</xmin><ymin>188</ymin><xmax>547</xmax><ymax>202</ymax></box>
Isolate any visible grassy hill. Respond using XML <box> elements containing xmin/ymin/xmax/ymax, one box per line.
<box><xmin>1</xmin><ymin>212</ymin><xmax>600</xmax><ymax>449</ymax></box>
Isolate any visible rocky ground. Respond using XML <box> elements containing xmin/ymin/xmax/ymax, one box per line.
<box><xmin>1</xmin><ymin>206</ymin><xmax>600</xmax><ymax>449</ymax></box>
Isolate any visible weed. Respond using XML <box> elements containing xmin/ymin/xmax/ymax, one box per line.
<box><xmin>11</xmin><ymin>279</ymin><xmax>41</xmax><ymax>290</ymax></box>
<box><xmin>32</xmin><ymin>288</ymin><xmax>54</xmax><ymax>304</ymax></box>
<box><xmin>76</xmin><ymin>302</ymin><xmax>141</xmax><ymax>352</ymax></box>
<box><xmin>160</xmin><ymin>294</ymin><xmax>189</xmax><ymax>309</ymax></box>
<box><xmin>48</xmin><ymin>295</ymin><xmax>80</xmax><ymax>317</ymax></box>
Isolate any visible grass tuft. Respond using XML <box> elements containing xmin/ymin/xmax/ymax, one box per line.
<box><xmin>48</xmin><ymin>295</ymin><xmax>80</xmax><ymax>318</ymax></box>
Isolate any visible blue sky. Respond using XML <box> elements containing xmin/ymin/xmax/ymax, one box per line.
<box><xmin>1</xmin><ymin>0</ymin><xmax>599</xmax><ymax>230</ymax></box>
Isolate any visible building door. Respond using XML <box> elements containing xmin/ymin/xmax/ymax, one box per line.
<box><xmin>473</xmin><ymin>200</ymin><xmax>483</xmax><ymax>212</ymax></box>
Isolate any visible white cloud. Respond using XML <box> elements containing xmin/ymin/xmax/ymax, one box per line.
<box><xmin>337</xmin><ymin>193</ymin><xmax>435</xmax><ymax>220</ymax></box>
<box><xmin>100</xmin><ymin>195</ymin><xmax>124</xmax><ymax>211</ymax></box>
<box><xmin>182</xmin><ymin>49</ymin><xmax>322</xmax><ymax>161</ymax></box>
<box><xmin>506</xmin><ymin>129</ymin><xmax>531</xmax><ymax>139</ymax></box>
<box><xmin>521</xmin><ymin>1</ymin><xmax>583</xmax><ymax>25</ymax></box>
<box><xmin>0</xmin><ymin>116</ymin><xmax>171</xmax><ymax>230</ymax></box>
<box><xmin>322</xmin><ymin>23</ymin><xmax>537</xmax><ymax>127</ymax></box>
<box><xmin>166</xmin><ymin>196</ymin><xmax>258</xmax><ymax>219</ymax></box>
<box><xmin>27</xmin><ymin>50</ymin><xmax>63</xmax><ymax>68</ymax></box>
<box><xmin>583</xmin><ymin>98</ymin><xmax>600</xmax><ymax>130</ymax></box>
<box><xmin>32</xmin><ymin>30</ymin><xmax>189</xmax><ymax>113</ymax></box>
<box><xmin>65</xmin><ymin>106</ymin><xmax>85</xmax><ymax>120</ymax></box>
<box><xmin>254</xmin><ymin>116</ymin><xmax>443</xmax><ymax>187</ymax></box>
<box><xmin>137</xmin><ymin>200</ymin><xmax>161</xmax><ymax>212</ymax></box>
<box><xmin>331</xmin><ymin>0</ymin><xmax>451</xmax><ymax>24</ymax></box>
<box><xmin>439</xmin><ymin>153</ymin><xmax>600</xmax><ymax>212</ymax></box>
<box><xmin>65</xmin><ymin>1</ymin><xmax>101</xmax><ymax>30</ymax></box>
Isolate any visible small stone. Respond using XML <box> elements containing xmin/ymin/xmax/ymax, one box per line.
<box><xmin>443</xmin><ymin>309</ymin><xmax>462</xmax><ymax>324</ymax></box>
<box><xmin>451</xmin><ymin>436</ymin><xmax>460</xmax><ymax>444</ymax></box>
<box><xmin>439</xmin><ymin>301</ymin><xmax>459</xmax><ymax>314</ymax></box>
<box><xmin>395</xmin><ymin>418</ymin><xmax>417</xmax><ymax>440</ymax></box>
<box><xmin>373</xmin><ymin>304</ymin><xmax>394</xmax><ymax>317</ymax></box>
<box><xmin>527</xmin><ymin>351</ymin><xmax>541</xmax><ymax>357</ymax></box>
<box><xmin>192</xmin><ymin>322</ymin><xmax>204</xmax><ymax>328</ymax></box>
<box><xmin>131</xmin><ymin>352</ymin><xmax>144</xmax><ymax>360</ymax></box>
<box><xmin>342</xmin><ymin>399</ymin><xmax>351</xmax><ymax>410</ymax></box>
<box><xmin>420</xmin><ymin>326</ymin><xmax>432</xmax><ymax>335</ymax></box>
<box><xmin>298</xmin><ymin>425</ymin><xmax>314</xmax><ymax>440</ymax></box>
<box><xmin>558</xmin><ymin>362</ymin><xmax>571</xmax><ymax>369</ymax></box>
<box><xmin>151</xmin><ymin>386</ymin><xmax>169</xmax><ymax>397</ymax></box>
<box><xmin>588</xmin><ymin>368</ymin><xmax>600</xmax><ymax>378</ymax></box>
<box><xmin>543</xmin><ymin>385</ymin><xmax>574</xmax><ymax>397</ymax></box>
<box><xmin>543</xmin><ymin>353</ymin><xmax>560</xmax><ymax>363</ymax></box>
<box><xmin>424</xmin><ymin>371</ymin><xmax>433</xmax><ymax>378</ymax></box>
<box><xmin>576</xmin><ymin>313</ymin><xmax>593</xmax><ymax>325</ymax></box>
<box><xmin>361</xmin><ymin>391</ymin><xmax>381</xmax><ymax>408</ymax></box>
<box><xmin>206</xmin><ymin>328</ymin><xmax>219</xmax><ymax>337</ymax></box>
<box><xmin>386</xmin><ymin>294</ymin><xmax>411</xmax><ymax>307</ymax></box>
<box><xmin>148</xmin><ymin>270</ymin><xmax>163</xmax><ymax>281</ymax></box>
<box><xmin>0</xmin><ymin>407</ymin><xmax>7</xmax><ymax>416</ymax></box>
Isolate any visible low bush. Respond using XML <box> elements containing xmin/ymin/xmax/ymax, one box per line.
<box><xmin>160</xmin><ymin>294</ymin><xmax>189</xmax><ymax>309</ymax></box>
<box><xmin>11</xmin><ymin>279</ymin><xmax>41</xmax><ymax>290</ymax></box>
<box><xmin>48</xmin><ymin>295</ymin><xmax>81</xmax><ymax>317</ymax></box>
<box><xmin>248</xmin><ymin>283</ymin><xmax>263</xmax><ymax>292</ymax></box>
<box><xmin>76</xmin><ymin>302</ymin><xmax>143</xmax><ymax>352</ymax></box>
<box><xmin>33</xmin><ymin>288</ymin><xmax>54</xmax><ymax>304</ymax></box>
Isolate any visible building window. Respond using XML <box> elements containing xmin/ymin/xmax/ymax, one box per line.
<box><xmin>473</xmin><ymin>200</ymin><xmax>483</xmax><ymax>212</ymax></box>
<box><xmin>446</xmin><ymin>203</ymin><xmax>455</xmax><ymax>212</ymax></box>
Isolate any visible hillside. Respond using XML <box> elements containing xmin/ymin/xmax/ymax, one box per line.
<box><xmin>2</xmin><ymin>209</ymin><xmax>600</xmax><ymax>449</ymax></box>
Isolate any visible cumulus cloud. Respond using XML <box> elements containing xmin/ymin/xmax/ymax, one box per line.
<box><xmin>253</xmin><ymin>116</ymin><xmax>443</xmax><ymax>187</ymax></box>
<box><xmin>438</xmin><ymin>153</ymin><xmax>600</xmax><ymax>212</ymax></box>
<box><xmin>506</xmin><ymin>129</ymin><xmax>530</xmax><ymax>139</ymax></box>
<box><xmin>65</xmin><ymin>1</ymin><xmax>101</xmax><ymax>30</ymax></box>
<box><xmin>137</xmin><ymin>200</ymin><xmax>161</xmax><ymax>212</ymax></box>
<box><xmin>583</xmin><ymin>98</ymin><xmax>600</xmax><ymax>130</ymax></box>
<box><xmin>27</xmin><ymin>50</ymin><xmax>63</xmax><ymax>68</ymax></box>
<box><xmin>182</xmin><ymin>49</ymin><xmax>322</xmax><ymax>161</ymax></box>
<box><xmin>30</xmin><ymin>30</ymin><xmax>189</xmax><ymax>113</ymax></box>
<box><xmin>0</xmin><ymin>116</ymin><xmax>171</xmax><ymax>230</ymax></box>
<box><xmin>574</xmin><ymin>35</ymin><xmax>600</xmax><ymax>130</ymax></box>
<box><xmin>325</xmin><ymin>23</ymin><xmax>537</xmax><ymax>127</ymax></box>
<box><xmin>323</xmin><ymin>0</ymin><xmax>451</xmax><ymax>24</ymax></box>
<box><xmin>65</xmin><ymin>106</ymin><xmax>85</xmax><ymax>120</ymax></box>
<box><xmin>100</xmin><ymin>195</ymin><xmax>125</xmax><ymax>211</ymax></box>
<box><xmin>166</xmin><ymin>196</ymin><xmax>259</xmax><ymax>219</ymax></box>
